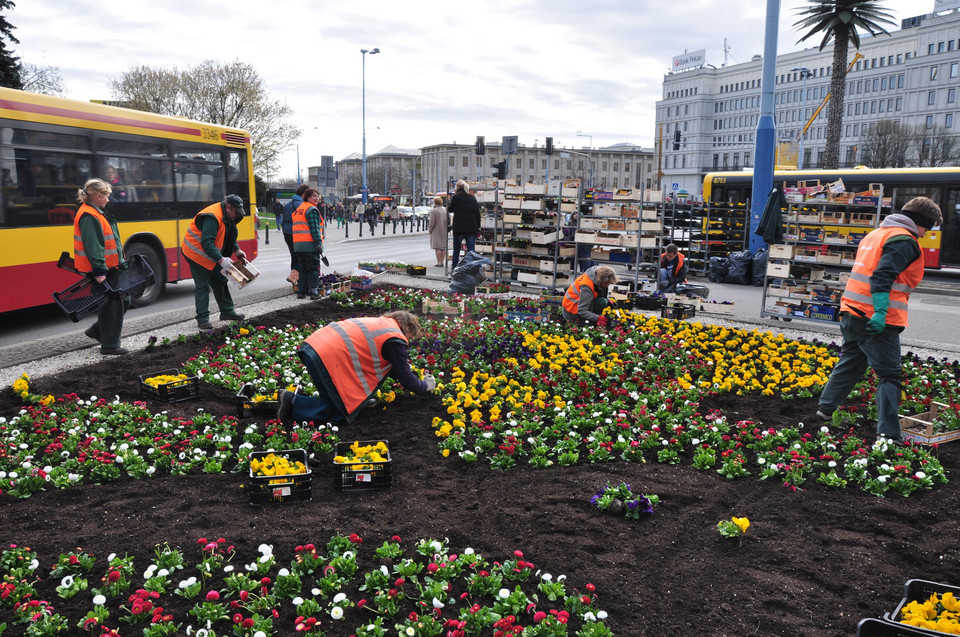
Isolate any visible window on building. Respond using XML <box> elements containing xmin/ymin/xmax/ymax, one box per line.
<box><xmin>897</xmin><ymin>54</ymin><xmax>903</xmax><ymax>64</ymax></box>
<box><xmin>879</xmin><ymin>100</ymin><xmax>885</xmax><ymax>113</ymax></box>
<box><xmin>947</xmin><ymin>113</ymin><xmax>954</xmax><ymax>128</ymax></box>
<box><xmin>929</xmin><ymin>90</ymin><xmax>937</xmax><ymax>106</ymax></box>
<box><xmin>612</xmin><ymin>177</ymin><xmax>619</xmax><ymax>188</ymax></box>
<box><xmin>855</xmin><ymin>103</ymin><xmax>861</xmax><ymax>115</ymax></box>
<box><xmin>684</xmin><ymin>104</ymin><xmax>689</xmax><ymax>115</ymax></box>
<box><xmin>896</xmin><ymin>97</ymin><xmax>903</xmax><ymax>110</ymax></box>
<box><xmin>448</xmin><ymin>155</ymin><xmax>454</xmax><ymax>166</ymax></box>
<box><xmin>462</xmin><ymin>156</ymin><xmax>468</xmax><ymax>167</ymax></box>
<box><xmin>871</xmin><ymin>101</ymin><xmax>877</xmax><ymax>114</ymax></box>
<box><xmin>881</xmin><ymin>77</ymin><xmax>888</xmax><ymax>90</ymax></box>
<box><xmin>540</xmin><ymin>159</ymin><xmax>546</xmax><ymax>169</ymax></box>
<box><xmin>554</xmin><ymin>159</ymin><xmax>560</xmax><ymax>169</ymax></box>
<box><xmin>612</xmin><ymin>162</ymin><xmax>619</xmax><ymax>171</ymax></box>
<box><xmin>950</xmin><ymin>88</ymin><xmax>957</xmax><ymax>103</ymax></box>
<box><xmin>601</xmin><ymin>161</ymin><xmax>607</xmax><ymax>171</ymax></box>
<box><xmin>873</xmin><ymin>78</ymin><xmax>879</xmax><ymax>91</ymax></box>
<box><xmin>864</xmin><ymin>80</ymin><xmax>871</xmax><ymax>93</ymax></box>
<box><xmin>898</xmin><ymin>74</ymin><xmax>904</xmax><ymax>88</ymax></box>
<box><xmin>939</xmin><ymin>41</ymin><xmax>945</xmax><ymax>53</ymax></box>
<box><xmin>624</xmin><ymin>162</ymin><xmax>630</xmax><ymax>172</ymax></box>
<box><xmin>880</xmin><ymin>57</ymin><xmax>885</xmax><ymax>67</ymax></box>
<box><xmin>929</xmin><ymin>43</ymin><xmax>936</xmax><ymax>55</ymax></box>
<box><xmin>952</xmin><ymin>41</ymin><xmax>957</xmax><ymax>52</ymax></box>
<box><xmin>926</xmin><ymin>115</ymin><xmax>934</xmax><ymax>129</ymax></box>
<box><xmin>853</xmin><ymin>123</ymin><xmax>859</xmax><ymax>136</ymax></box>
<box><xmin>931</xmin><ymin>66</ymin><xmax>939</xmax><ymax>81</ymax></box>
<box><xmin>952</xmin><ymin>62</ymin><xmax>958</xmax><ymax>78</ymax></box>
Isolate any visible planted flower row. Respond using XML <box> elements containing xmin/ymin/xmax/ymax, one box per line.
<box><xmin>0</xmin><ymin>535</ymin><xmax>613</xmax><ymax>637</ymax></box>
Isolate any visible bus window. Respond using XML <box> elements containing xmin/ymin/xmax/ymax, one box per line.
<box><xmin>225</xmin><ymin>149</ymin><xmax>247</xmax><ymax>203</ymax></box>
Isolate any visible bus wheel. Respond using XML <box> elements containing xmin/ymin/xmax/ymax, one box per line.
<box><xmin>127</xmin><ymin>243</ymin><xmax>164</xmax><ymax>308</ymax></box>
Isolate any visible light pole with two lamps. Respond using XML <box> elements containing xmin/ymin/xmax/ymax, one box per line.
<box><xmin>790</xmin><ymin>66</ymin><xmax>812</xmax><ymax>170</ymax></box>
<box><xmin>361</xmin><ymin>47</ymin><xmax>380</xmax><ymax>208</ymax></box>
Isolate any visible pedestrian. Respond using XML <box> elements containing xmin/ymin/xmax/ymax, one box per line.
<box><xmin>447</xmin><ymin>179</ymin><xmax>481</xmax><ymax>269</ymax></box>
<box><xmin>335</xmin><ymin>201</ymin><xmax>344</xmax><ymax>228</ymax></box>
<box><xmin>817</xmin><ymin>196</ymin><xmax>943</xmax><ymax>444</ymax></box>
<box><xmin>427</xmin><ymin>196</ymin><xmax>449</xmax><ymax>268</ymax></box>
<box><xmin>292</xmin><ymin>188</ymin><xmax>325</xmax><ymax>300</ymax></box>
<box><xmin>276</xmin><ymin>310</ymin><xmax>437</xmax><ymax>424</ymax></box>
<box><xmin>74</xmin><ymin>178</ymin><xmax>130</xmax><ymax>355</ymax></box>
<box><xmin>658</xmin><ymin>243</ymin><xmax>688</xmax><ymax>293</ymax></box>
<box><xmin>561</xmin><ymin>265</ymin><xmax>617</xmax><ymax>326</ymax></box>
<box><xmin>180</xmin><ymin>194</ymin><xmax>248</xmax><ymax>330</ymax></box>
<box><xmin>354</xmin><ymin>200</ymin><xmax>364</xmax><ymax>225</ymax></box>
<box><xmin>281</xmin><ymin>185</ymin><xmax>309</xmax><ymax>286</ymax></box>
<box><xmin>364</xmin><ymin>203</ymin><xmax>377</xmax><ymax>235</ymax></box>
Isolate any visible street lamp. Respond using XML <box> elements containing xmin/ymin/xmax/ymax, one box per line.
<box><xmin>361</xmin><ymin>47</ymin><xmax>380</xmax><ymax>206</ymax></box>
<box><xmin>576</xmin><ymin>130</ymin><xmax>592</xmax><ymax>149</ymax></box>
<box><xmin>790</xmin><ymin>66</ymin><xmax>812</xmax><ymax>170</ymax></box>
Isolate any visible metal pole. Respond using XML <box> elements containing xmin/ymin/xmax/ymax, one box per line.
<box><xmin>799</xmin><ymin>72</ymin><xmax>807</xmax><ymax>170</ymax></box>
<box><xmin>362</xmin><ymin>52</ymin><xmax>367</xmax><ymax>207</ymax></box>
<box><xmin>749</xmin><ymin>0</ymin><xmax>780</xmax><ymax>253</ymax></box>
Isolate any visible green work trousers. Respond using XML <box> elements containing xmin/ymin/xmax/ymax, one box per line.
<box><xmin>187</xmin><ymin>259</ymin><xmax>236</xmax><ymax>323</ymax></box>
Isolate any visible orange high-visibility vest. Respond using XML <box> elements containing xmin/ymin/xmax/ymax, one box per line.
<box><xmin>292</xmin><ymin>202</ymin><xmax>325</xmax><ymax>246</ymax></box>
<box><xmin>660</xmin><ymin>252</ymin><xmax>685</xmax><ymax>280</ymax></box>
<box><xmin>303</xmin><ymin>317</ymin><xmax>407</xmax><ymax>416</ymax></box>
<box><xmin>840</xmin><ymin>226</ymin><xmax>924</xmax><ymax>327</ymax></box>
<box><xmin>73</xmin><ymin>204</ymin><xmax>120</xmax><ymax>272</ymax></box>
<box><xmin>181</xmin><ymin>203</ymin><xmax>226</xmax><ymax>270</ymax></box>
<box><xmin>562</xmin><ymin>272</ymin><xmax>597</xmax><ymax>315</ymax></box>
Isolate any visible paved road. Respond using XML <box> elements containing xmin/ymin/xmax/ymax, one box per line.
<box><xmin>2</xmin><ymin>224</ymin><xmax>959</xmax><ymax>368</ymax></box>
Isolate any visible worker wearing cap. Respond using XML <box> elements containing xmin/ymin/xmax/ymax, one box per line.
<box><xmin>181</xmin><ymin>194</ymin><xmax>249</xmax><ymax>330</ymax></box>
<box><xmin>817</xmin><ymin>196</ymin><xmax>943</xmax><ymax>445</ymax></box>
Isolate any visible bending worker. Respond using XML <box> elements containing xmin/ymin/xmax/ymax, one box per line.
<box><xmin>817</xmin><ymin>196</ymin><xmax>942</xmax><ymax>444</ymax></box>
<box><xmin>181</xmin><ymin>194</ymin><xmax>248</xmax><ymax>330</ymax></box>
<box><xmin>561</xmin><ymin>265</ymin><xmax>617</xmax><ymax>326</ymax></box>
<box><xmin>658</xmin><ymin>243</ymin><xmax>687</xmax><ymax>293</ymax></box>
<box><xmin>277</xmin><ymin>310</ymin><xmax>436</xmax><ymax>424</ymax></box>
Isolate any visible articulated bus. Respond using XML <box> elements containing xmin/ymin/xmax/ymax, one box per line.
<box><xmin>0</xmin><ymin>87</ymin><xmax>258</xmax><ymax>313</ymax></box>
<box><xmin>703</xmin><ymin>167</ymin><xmax>960</xmax><ymax>269</ymax></box>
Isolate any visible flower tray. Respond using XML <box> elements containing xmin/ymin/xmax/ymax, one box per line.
<box><xmin>236</xmin><ymin>383</ymin><xmax>298</xmax><ymax>418</ymax></box>
<box><xmin>700</xmin><ymin>301</ymin><xmax>736</xmax><ymax>315</ymax></box>
<box><xmin>350</xmin><ymin>278</ymin><xmax>373</xmax><ymax>290</ymax></box>
<box><xmin>900</xmin><ymin>402</ymin><xmax>960</xmax><ymax>446</ymax></box>
<box><xmin>422</xmin><ymin>298</ymin><xmax>464</xmax><ymax>314</ymax></box>
<box><xmin>634</xmin><ymin>295</ymin><xmax>667</xmax><ymax>311</ymax></box>
<box><xmin>334</xmin><ymin>440</ymin><xmax>392</xmax><ymax>492</ymax></box>
<box><xmin>406</xmin><ymin>265</ymin><xmax>427</xmax><ymax>276</ymax></box>
<box><xmin>855</xmin><ymin>617</ymin><xmax>937</xmax><ymax>636</ymax></box>
<box><xmin>248</xmin><ymin>449</ymin><xmax>312</xmax><ymax>506</ymax></box>
<box><xmin>53</xmin><ymin>276</ymin><xmax>110</xmax><ymax>323</ymax></box>
<box><xmin>503</xmin><ymin>308</ymin><xmax>550</xmax><ymax>324</ymax></box>
<box><xmin>880</xmin><ymin>579</ymin><xmax>960</xmax><ymax>634</ymax></box>
<box><xmin>139</xmin><ymin>368</ymin><xmax>200</xmax><ymax>404</ymax></box>
<box><xmin>660</xmin><ymin>304</ymin><xmax>696</xmax><ymax>320</ymax></box>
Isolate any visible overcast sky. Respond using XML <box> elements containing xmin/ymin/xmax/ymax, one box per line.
<box><xmin>12</xmin><ymin>0</ymin><xmax>930</xmax><ymax>179</ymax></box>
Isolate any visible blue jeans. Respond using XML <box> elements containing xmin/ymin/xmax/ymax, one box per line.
<box><xmin>658</xmin><ymin>268</ymin><xmax>678</xmax><ymax>293</ymax></box>
<box><xmin>451</xmin><ymin>233</ymin><xmax>476</xmax><ymax>270</ymax></box>
<box><xmin>818</xmin><ymin>314</ymin><xmax>903</xmax><ymax>438</ymax></box>
<box><xmin>292</xmin><ymin>344</ymin><xmax>345</xmax><ymax>423</ymax></box>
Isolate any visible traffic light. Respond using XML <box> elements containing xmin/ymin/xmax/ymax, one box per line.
<box><xmin>476</xmin><ymin>135</ymin><xmax>485</xmax><ymax>155</ymax></box>
<box><xmin>494</xmin><ymin>160</ymin><xmax>507</xmax><ymax>179</ymax></box>
<box><xmin>673</xmin><ymin>130</ymin><xmax>681</xmax><ymax>150</ymax></box>
<box><xmin>545</xmin><ymin>136</ymin><xmax>554</xmax><ymax>155</ymax></box>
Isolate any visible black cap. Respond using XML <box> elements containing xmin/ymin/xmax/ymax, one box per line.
<box><xmin>901</xmin><ymin>196</ymin><xmax>942</xmax><ymax>229</ymax></box>
<box><xmin>224</xmin><ymin>194</ymin><xmax>246</xmax><ymax>217</ymax></box>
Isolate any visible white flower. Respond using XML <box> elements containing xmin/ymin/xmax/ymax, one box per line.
<box><xmin>223</xmin><ymin>565</ymin><xmax>234</xmax><ymax>573</ymax></box>
<box><xmin>597</xmin><ymin>610</ymin><xmax>608</xmax><ymax>620</ymax></box>
<box><xmin>278</xmin><ymin>568</ymin><xmax>289</xmax><ymax>577</ymax></box>
<box><xmin>541</xmin><ymin>573</ymin><xmax>553</xmax><ymax>581</ymax></box>
<box><xmin>292</xmin><ymin>597</ymin><xmax>303</xmax><ymax>606</ymax></box>
<box><xmin>60</xmin><ymin>575</ymin><xmax>74</xmax><ymax>588</ymax></box>
<box><xmin>584</xmin><ymin>611</ymin><xmax>596</xmax><ymax>621</ymax></box>
<box><xmin>757</xmin><ymin>457</ymin><xmax>766</xmax><ymax>465</ymax></box>
<box><xmin>331</xmin><ymin>606</ymin><xmax>344</xmax><ymax>620</ymax></box>
<box><xmin>258</xmin><ymin>554</ymin><xmax>272</xmax><ymax>564</ymax></box>
<box><xmin>498</xmin><ymin>588</ymin><xmax>510</xmax><ymax>599</ymax></box>
<box><xmin>878</xmin><ymin>475</ymin><xmax>889</xmax><ymax>483</ymax></box>
<box><xmin>380</xmin><ymin>565</ymin><xmax>389</xmax><ymax>576</ymax></box>
<box><xmin>93</xmin><ymin>594</ymin><xmax>106</xmax><ymax>605</ymax></box>
<box><xmin>557</xmin><ymin>574</ymin><xmax>567</xmax><ymax>581</ymax></box>
<box><xmin>333</xmin><ymin>592</ymin><xmax>347</xmax><ymax>604</ymax></box>
<box><xmin>433</xmin><ymin>597</ymin><xmax>444</xmax><ymax>608</ymax></box>
<box><xmin>28</xmin><ymin>558</ymin><xmax>38</xmax><ymax>571</ymax></box>
<box><xmin>257</xmin><ymin>543</ymin><xmax>272</xmax><ymax>556</ymax></box>
<box><xmin>916</xmin><ymin>471</ymin><xmax>927</xmax><ymax>479</ymax></box>
<box><xmin>464</xmin><ymin>547</ymin><xmax>474</xmax><ymax>555</ymax></box>
<box><xmin>253</xmin><ymin>632</ymin><xmax>266</xmax><ymax>637</ymax></box>
<box><xmin>312</xmin><ymin>588</ymin><xmax>321</xmax><ymax>596</ymax></box>
<box><xmin>406</xmin><ymin>628</ymin><xmax>416</xmax><ymax>636</ymax></box>
<box><xmin>828</xmin><ymin>461</ymin><xmax>837</xmax><ymax>468</ymax></box>
<box><xmin>158</xmin><ymin>568</ymin><xmax>168</xmax><ymax>577</ymax></box>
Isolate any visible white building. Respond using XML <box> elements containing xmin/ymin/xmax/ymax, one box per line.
<box><xmin>657</xmin><ymin>6</ymin><xmax>960</xmax><ymax>199</ymax></box>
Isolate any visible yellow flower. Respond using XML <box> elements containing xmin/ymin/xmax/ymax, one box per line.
<box><xmin>732</xmin><ymin>517</ymin><xmax>750</xmax><ymax>534</ymax></box>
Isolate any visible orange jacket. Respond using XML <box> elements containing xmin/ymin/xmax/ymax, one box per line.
<box><xmin>292</xmin><ymin>201</ymin><xmax>324</xmax><ymax>248</ymax></box>
<box><xmin>73</xmin><ymin>204</ymin><xmax>120</xmax><ymax>272</ymax></box>
<box><xmin>562</xmin><ymin>272</ymin><xmax>597</xmax><ymax>315</ymax></box>
<box><xmin>303</xmin><ymin>317</ymin><xmax>407</xmax><ymax>416</ymax></box>
<box><xmin>181</xmin><ymin>203</ymin><xmax>226</xmax><ymax>270</ymax></box>
<box><xmin>840</xmin><ymin>226</ymin><xmax>924</xmax><ymax>327</ymax></box>
<box><xmin>660</xmin><ymin>252</ymin><xmax>685</xmax><ymax>279</ymax></box>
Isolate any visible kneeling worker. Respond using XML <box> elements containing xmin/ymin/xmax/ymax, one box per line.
<box><xmin>561</xmin><ymin>265</ymin><xmax>617</xmax><ymax>326</ymax></box>
<box><xmin>658</xmin><ymin>243</ymin><xmax>687</xmax><ymax>293</ymax></box>
<box><xmin>277</xmin><ymin>310</ymin><xmax>436</xmax><ymax>424</ymax></box>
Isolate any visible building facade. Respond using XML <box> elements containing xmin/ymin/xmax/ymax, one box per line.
<box><xmin>657</xmin><ymin>7</ymin><xmax>960</xmax><ymax>199</ymax></box>
<box><xmin>334</xmin><ymin>145</ymin><xmax>420</xmax><ymax>202</ymax></box>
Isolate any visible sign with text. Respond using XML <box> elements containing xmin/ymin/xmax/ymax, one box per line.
<box><xmin>672</xmin><ymin>49</ymin><xmax>705</xmax><ymax>72</ymax></box>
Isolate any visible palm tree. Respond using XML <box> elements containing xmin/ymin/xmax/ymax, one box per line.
<box><xmin>793</xmin><ymin>1</ymin><xmax>896</xmax><ymax>169</ymax></box>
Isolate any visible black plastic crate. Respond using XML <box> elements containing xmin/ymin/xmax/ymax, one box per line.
<box><xmin>53</xmin><ymin>276</ymin><xmax>110</xmax><ymax>322</ymax></box>
<box><xmin>236</xmin><ymin>383</ymin><xmax>298</xmax><ymax>418</ymax></box>
<box><xmin>334</xmin><ymin>440</ymin><xmax>392</xmax><ymax>492</ymax></box>
<box><xmin>406</xmin><ymin>265</ymin><xmax>426</xmax><ymax>276</ymax></box>
<box><xmin>660</xmin><ymin>303</ymin><xmax>696</xmax><ymax>320</ymax></box>
<box><xmin>856</xmin><ymin>618</ymin><xmax>942</xmax><ymax>637</ymax></box>
<box><xmin>139</xmin><ymin>368</ymin><xmax>201</xmax><ymax>403</ymax></box>
<box><xmin>634</xmin><ymin>295</ymin><xmax>667</xmax><ymax>311</ymax></box>
<box><xmin>57</xmin><ymin>251</ymin><xmax>80</xmax><ymax>274</ymax></box>
<box><xmin>885</xmin><ymin>579</ymin><xmax>960</xmax><ymax>631</ymax></box>
<box><xmin>104</xmin><ymin>254</ymin><xmax>156</xmax><ymax>299</ymax></box>
<box><xmin>248</xmin><ymin>449</ymin><xmax>312</xmax><ymax>506</ymax></box>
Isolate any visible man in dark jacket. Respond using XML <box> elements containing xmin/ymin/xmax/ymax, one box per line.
<box><xmin>447</xmin><ymin>179</ymin><xmax>482</xmax><ymax>269</ymax></box>
<box><xmin>658</xmin><ymin>243</ymin><xmax>688</xmax><ymax>293</ymax></box>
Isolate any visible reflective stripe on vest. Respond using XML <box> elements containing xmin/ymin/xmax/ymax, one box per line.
<box><xmin>839</xmin><ymin>226</ymin><xmax>924</xmax><ymax>327</ymax></box>
<box><xmin>181</xmin><ymin>203</ymin><xmax>226</xmax><ymax>270</ymax></box>
<box><xmin>73</xmin><ymin>204</ymin><xmax>120</xmax><ymax>272</ymax></box>
<box><xmin>562</xmin><ymin>272</ymin><xmax>596</xmax><ymax>314</ymax></box>
<box><xmin>293</xmin><ymin>202</ymin><xmax>324</xmax><ymax>245</ymax></box>
<box><xmin>304</xmin><ymin>317</ymin><xmax>407</xmax><ymax>416</ymax></box>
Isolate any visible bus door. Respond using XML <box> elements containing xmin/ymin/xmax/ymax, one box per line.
<box><xmin>889</xmin><ymin>185</ymin><xmax>953</xmax><ymax>269</ymax></box>
<box><xmin>938</xmin><ymin>187</ymin><xmax>960</xmax><ymax>268</ymax></box>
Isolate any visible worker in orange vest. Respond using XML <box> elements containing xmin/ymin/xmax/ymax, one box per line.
<box><xmin>73</xmin><ymin>178</ymin><xmax>129</xmax><ymax>355</ymax></box>
<box><xmin>181</xmin><ymin>194</ymin><xmax>248</xmax><ymax>330</ymax></box>
<box><xmin>817</xmin><ymin>196</ymin><xmax>942</xmax><ymax>445</ymax></box>
<box><xmin>276</xmin><ymin>311</ymin><xmax>436</xmax><ymax>424</ymax></box>
<box><xmin>658</xmin><ymin>243</ymin><xmax>687</xmax><ymax>293</ymax></box>
<box><xmin>561</xmin><ymin>265</ymin><xmax>618</xmax><ymax>326</ymax></box>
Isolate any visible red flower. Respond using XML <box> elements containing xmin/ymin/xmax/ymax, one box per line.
<box><xmin>206</xmin><ymin>590</ymin><xmax>220</xmax><ymax>601</ymax></box>
<box><xmin>349</xmin><ymin>533</ymin><xmax>363</xmax><ymax>544</ymax></box>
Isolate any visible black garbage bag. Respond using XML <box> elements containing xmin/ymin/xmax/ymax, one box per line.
<box><xmin>675</xmin><ymin>283</ymin><xmax>710</xmax><ymax>299</ymax></box>
<box><xmin>708</xmin><ymin>256</ymin><xmax>729</xmax><ymax>283</ymax></box>
<box><xmin>724</xmin><ymin>250</ymin><xmax>753</xmax><ymax>285</ymax></box>
<box><xmin>752</xmin><ymin>248</ymin><xmax>768</xmax><ymax>287</ymax></box>
<box><xmin>449</xmin><ymin>251</ymin><xmax>493</xmax><ymax>294</ymax></box>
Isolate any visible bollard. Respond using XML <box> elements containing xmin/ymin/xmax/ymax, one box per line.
<box><xmin>345</xmin><ymin>217</ymin><xmax>350</xmax><ymax>239</ymax></box>
<box><xmin>264</xmin><ymin>224</ymin><xmax>270</xmax><ymax>245</ymax></box>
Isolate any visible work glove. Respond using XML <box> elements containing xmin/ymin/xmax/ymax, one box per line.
<box><xmin>865</xmin><ymin>292</ymin><xmax>890</xmax><ymax>335</ymax></box>
<box><xmin>424</xmin><ymin>374</ymin><xmax>437</xmax><ymax>392</ymax></box>
<box><xmin>219</xmin><ymin>257</ymin><xmax>234</xmax><ymax>272</ymax></box>
<box><xmin>596</xmin><ymin>315</ymin><xmax>609</xmax><ymax>327</ymax></box>
<box><xmin>235</xmin><ymin>250</ymin><xmax>247</xmax><ymax>264</ymax></box>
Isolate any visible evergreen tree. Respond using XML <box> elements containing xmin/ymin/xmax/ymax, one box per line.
<box><xmin>0</xmin><ymin>0</ymin><xmax>22</xmax><ymax>89</ymax></box>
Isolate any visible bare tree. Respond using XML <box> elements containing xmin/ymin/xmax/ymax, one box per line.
<box><xmin>110</xmin><ymin>60</ymin><xmax>299</xmax><ymax>178</ymax></box>
<box><xmin>858</xmin><ymin>119</ymin><xmax>910</xmax><ymax>168</ymax></box>
<box><xmin>20</xmin><ymin>62</ymin><xmax>64</xmax><ymax>96</ymax></box>
<box><xmin>910</xmin><ymin>124</ymin><xmax>960</xmax><ymax>167</ymax></box>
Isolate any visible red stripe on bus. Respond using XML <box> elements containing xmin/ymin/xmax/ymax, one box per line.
<box><xmin>0</xmin><ymin>99</ymin><xmax>203</xmax><ymax>137</ymax></box>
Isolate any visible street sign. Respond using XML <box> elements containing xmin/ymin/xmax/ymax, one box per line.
<box><xmin>671</xmin><ymin>182</ymin><xmax>679</xmax><ymax>191</ymax></box>
<box><xmin>502</xmin><ymin>136</ymin><xmax>519</xmax><ymax>155</ymax></box>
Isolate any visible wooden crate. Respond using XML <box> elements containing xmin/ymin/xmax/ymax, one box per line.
<box><xmin>502</xmin><ymin>198</ymin><xmax>522</xmax><ymax>210</ymax></box>
<box><xmin>579</xmin><ymin>217</ymin><xmax>608</xmax><ymax>230</ymax></box>
<box><xmin>521</xmin><ymin>198</ymin><xmax>545</xmax><ymax>211</ymax></box>
<box><xmin>530</xmin><ymin>230</ymin><xmax>560</xmax><ymax>244</ymax></box>
<box><xmin>421</xmin><ymin>298</ymin><xmax>465</xmax><ymax>315</ymax></box>
<box><xmin>700</xmin><ymin>302</ymin><xmax>736</xmax><ymax>315</ymax></box>
<box><xmin>816</xmin><ymin>250</ymin><xmax>842</xmax><ymax>265</ymax></box>
<box><xmin>901</xmin><ymin>402</ymin><xmax>960</xmax><ymax>445</ymax></box>
<box><xmin>594</xmin><ymin>232</ymin><xmax>621</xmax><ymax>246</ymax></box>
<box><xmin>574</xmin><ymin>231</ymin><xmax>596</xmax><ymax>244</ymax></box>
<box><xmin>503</xmin><ymin>213</ymin><xmax>523</xmax><ymax>224</ymax></box>
<box><xmin>769</xmin><ymin>244</ymin><xmax>793</xmax><ymax>259</ymax></box>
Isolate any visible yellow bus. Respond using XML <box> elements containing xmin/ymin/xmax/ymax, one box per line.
<box><xmin>0</xmin><ymin>87</ymin><xmax>259</xmax><ymax>313</ymax></box>
<box><xmin>702</xmin><ymin>167</ymin><xmax>958</xmax><ymax>268</ymax></box>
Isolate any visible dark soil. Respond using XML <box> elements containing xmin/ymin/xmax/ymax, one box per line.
<box><xmin>2</xmin><ymin>295</ymin><xmax>958</xmax><ymax>637</ymax></box>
